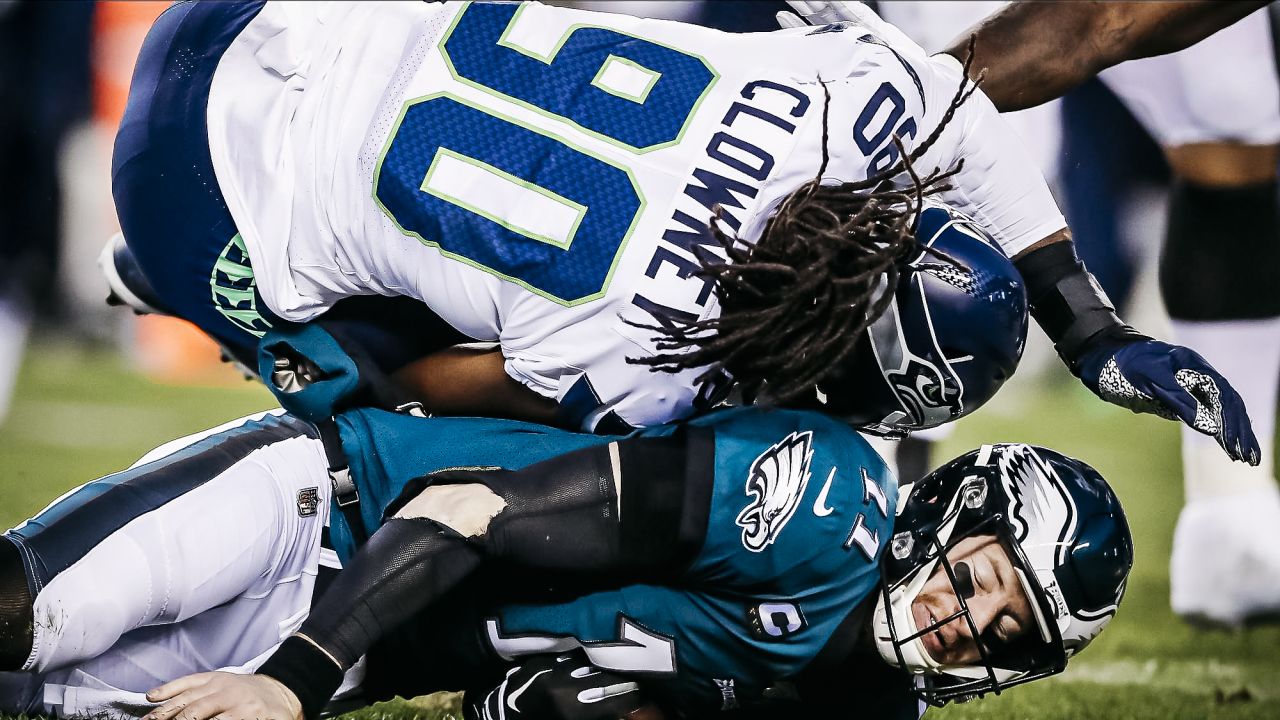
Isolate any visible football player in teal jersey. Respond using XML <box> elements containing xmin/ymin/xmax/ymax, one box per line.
<box><xmin>0</xmin><ymin>405</ymin><xmax>1132</xmax><ymax>719</ymax></box>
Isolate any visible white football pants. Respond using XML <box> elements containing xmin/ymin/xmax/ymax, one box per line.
<box><xmin>0</xmin><ymin>410</ymin><xmax>337</xmax><ymax>718</ymax></box>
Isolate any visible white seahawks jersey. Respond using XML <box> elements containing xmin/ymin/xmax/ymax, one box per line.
<box><xmin>205</xmin><ymin>0</ymin><xmax>1063</xmax><ymax>430</ymax></box>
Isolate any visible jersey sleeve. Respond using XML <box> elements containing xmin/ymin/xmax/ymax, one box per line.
<box><xmin>915</xmin><ymin>53</ymin><xmax>1067</xmax><ymax>258</ymax></box>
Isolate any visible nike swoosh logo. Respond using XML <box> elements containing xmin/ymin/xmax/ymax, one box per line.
<box><xmin>813</xmin><ymin>467</ymin><xmax>837</xmax><ymax>517</ymax></box>
<box><xmin>507</xmin><ymin>669</ymin><xmax>553</xmax><ymax>712</ymax></box>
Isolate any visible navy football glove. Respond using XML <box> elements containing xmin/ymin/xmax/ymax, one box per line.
<box><xmin>1075</xmin><ymin>336</ymin><xmax>1260</xmax><ymax>464</ymax></box>
<box><xmin>465</xmin><ymin>653</ymin><xmax>648</xmax><ymax>720</ymax></box>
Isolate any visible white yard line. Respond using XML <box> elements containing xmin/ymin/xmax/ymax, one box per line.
<box><xmin>1053</xmin><ymin>658</ymin><xmax>1276</xmax><ymax>699</ymax></box>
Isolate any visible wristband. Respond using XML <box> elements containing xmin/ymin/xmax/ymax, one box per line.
<box><xmin>1014</xmin><ymin>241</ymin><xmax>1135</xmax><ymax>370</ymax></box>
<box><xmin>257</xmin><ymin>635</ymin><xmax>345</xmax><ymax>720</ymax></box>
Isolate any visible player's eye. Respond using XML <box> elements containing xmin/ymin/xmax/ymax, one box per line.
<box><xmin>982</xmin><ymin>616</ymin><xmax>1014</xmax><ymax>650</ymax></box>
<box><xmin>998</xmin><ymin>615</ymin><xmax>1022</xmax><ymax>644</ymax></box>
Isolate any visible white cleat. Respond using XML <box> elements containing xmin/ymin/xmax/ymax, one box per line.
<box><xmin>99</xmin><ymin>232</ymin><xmax>170</xmax><ymax>317</ymax></box>
<box><xmin>1170</xmin><ymin>486</ymin><xmax>1280</xmax><ymax>628</ymax></box>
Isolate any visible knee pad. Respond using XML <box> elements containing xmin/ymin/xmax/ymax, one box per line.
<box><xmin>1160</xmin><ymin>180</ymin><xmax>1280</xmax><ymax>320</ymax></box>
<box><xmin>0</xmin><ymin>536</ymin><xmax>33</xmax><ymax>670</ymax></box>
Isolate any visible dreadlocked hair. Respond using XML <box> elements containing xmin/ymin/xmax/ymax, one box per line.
<box><xmin>632</xmin><ymin>36</ymin><xmax>987</xmax><ymax>404</ymax></box>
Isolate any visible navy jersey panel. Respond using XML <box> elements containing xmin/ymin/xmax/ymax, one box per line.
<box><xmin>330</xmin><ymin>410</ymin><xmax>621</xmax><ymax>560</ymax></box>
<box><xmin>111</xmin><ymin>0</ymin><xmax>276</xmax><ymax>360</ymax></box>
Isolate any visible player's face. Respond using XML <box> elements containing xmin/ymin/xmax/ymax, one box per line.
<box><xmin>910</xmin><ymin>534</ymin><xmax>1035</xmax><ymax>666</ymax></box>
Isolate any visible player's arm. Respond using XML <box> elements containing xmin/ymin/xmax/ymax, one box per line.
<box><xmin>942</xmin><ymin>0</ymin><xmax>1269</xmax><ymax>111</ymax></box>
<box><xmin>914</xmin><ymin>50</ymin><xmax>1259</xmax><ymax>464</ymax></box>
<box><xmin>147</xmin><ymin>428</ymin><xmax>716</xmax><ymax>720</ymax></box>
<box><xmin>1010</xmin><ymin>234</ymin><xmax>1258</xmax><ymax>466</ymax></box>
<box><xmin>390</xmin><ymin>345</ymin><xmax>561</xmax><ymax>424</ymax></box>
<box><xmin>260</xmin><ymin>321</ymin><xmax>560</xmax><ymax>426</ymax></box>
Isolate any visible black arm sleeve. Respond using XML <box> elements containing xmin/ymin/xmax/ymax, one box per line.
<box><xmin>478</xmin><ymin>426</ymin><xmax>715</xmax><ymax>580</ymax></box>
<box><xmin>259</xmin><ymin>426</ymin><xmax>716</xmax><ymax>719</ymax></box>
<box><xmin>258</xmin><ymin>518</ymin><xmax>483</xmax><ymax>718</ymax></box>
<box><xmin>379</xmin><ymin>424</ymin><xmax>715</xmax><ymax>579</ymax></box>
<box><xmin>1014</xmin><ymin>241</ymin><xmax>1147</xmax><ymax>370</ymax></box>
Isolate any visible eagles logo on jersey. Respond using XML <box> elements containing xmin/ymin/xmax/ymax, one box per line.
<box><xmin>736</xmin><ymin>431</ymin><xmax>814</xmax><ymax>552</ymax></box>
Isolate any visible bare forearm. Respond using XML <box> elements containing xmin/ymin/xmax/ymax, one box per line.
<box><xmin>391</xmin><ymin>346</ymin><xmax>561</xmax><ymax>425</ymax></box>
<box><xmin>946</xmin><ymin>1</ymin><xmax>1269</xmax><ymax>112</ymax></box>
<box><xmin>1116</xmin><ymin>0</ymin><xmax>1269</xmax><ymax>61</ymax></box>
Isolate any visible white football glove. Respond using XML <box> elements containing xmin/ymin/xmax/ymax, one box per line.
<box><xmin>776</xmin><ymin>1</ymin><xmax>919</xmax><ymax>54</ymax></box>
<box><xmin>776</xmin><ymin>1</ymin><xmax>881</xmax><ymax>30</ymax></box>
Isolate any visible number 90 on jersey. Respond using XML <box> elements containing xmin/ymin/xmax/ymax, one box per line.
<box><xmin>374</xmin><ymin>2</ymin><xmax>717</xmax><ymax>305</ymax></box>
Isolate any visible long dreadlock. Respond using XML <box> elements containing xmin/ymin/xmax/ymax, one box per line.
<box><xmin>632</xmin><ymin>37</ymin><xmax>987</xmax><ymax>404</ymax></box>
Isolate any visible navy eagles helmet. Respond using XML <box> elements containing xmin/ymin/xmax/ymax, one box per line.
<box><xmin>873</xmin><ymin>443</ymin><xmax>1134</xmax><ymax>705</ymax></box>
<box><xmin>817</xmin><ymin>201</ymin><xmax>1028</xmax><ymax>436</ymax></box>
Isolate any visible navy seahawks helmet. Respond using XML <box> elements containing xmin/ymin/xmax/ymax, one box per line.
<box><xmin>873</xmin><ymin>443</ymin><xmax>1134</xmax><ymax>705</ymax></box>
<box><xmin>816</xmin><ymin>201</ymin><xmax>1028</xmax><ymax>436</ymax></box>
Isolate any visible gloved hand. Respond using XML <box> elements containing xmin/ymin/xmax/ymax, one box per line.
<box><xmin>775</xmin><ymin>1</ymin><xmax>883</xmax><ymax>30</ymax></box>
<box><xmin>1075</xmin><ymin>335</ymin><xmax>1259</xmax><ymax>464</ymax></box>
<box><xmin>257</xmin><ymin>322</ymin><xmax>421</xmax><ymax>423</ymax></box>
<box><xmin>465</xmin><ymin>652</ymin><xmax>650</xmax><ymax>720</ymax></box>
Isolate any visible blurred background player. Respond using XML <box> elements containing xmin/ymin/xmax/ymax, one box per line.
<box><xmin>0</xmin><ymin>1</ymin><xmax>94</xmax><ymax>424</ymax></box>
<box><xmin>1092</xmin><ymin>8</ymin><xmax>1280</xmax><ymax>628</ymax></box>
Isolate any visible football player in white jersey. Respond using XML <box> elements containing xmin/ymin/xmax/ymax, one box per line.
<box><xmin>105</xmin><ymin>1</ymin><xmax>1255</xmax><ymax>461</ymax></box>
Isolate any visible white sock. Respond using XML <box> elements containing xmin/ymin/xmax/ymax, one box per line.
<box><xmin>1170</xmin><ymin>317</ymin><xmax>1280</xmax><ymax>503</ymax></box>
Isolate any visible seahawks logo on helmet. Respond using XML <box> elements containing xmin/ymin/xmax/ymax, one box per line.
<box><xmin>210</xmin><ymin>233</ymin><xmax>272</xmax><ymax>337</ymax></box>
<box><xmin>736</xmin><ymin>432</ymin><xmax>814</xmax><ymax>552</ymax></box>
<box><xmin>867</xmin><ymin>291</ymin><xmax>965</xmax><ymax>431</ymax></box>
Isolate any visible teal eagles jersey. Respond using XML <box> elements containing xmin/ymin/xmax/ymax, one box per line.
<box><xmin>329</xmin><ymin>409</ymin><xmax>616</xmax><ymax>560</ymax></box>
<box><xmin>486</xmin><ymin>408</ymin><xmax>896</xmax><ymax>712</ymax></box>
<box><xmin>331</xmin><ymin>406</ymin><xmax>897</xmax><ymax>713</ymax></box>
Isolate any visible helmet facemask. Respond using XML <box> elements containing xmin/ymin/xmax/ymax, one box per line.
<box><xmin>873</xmin><ymin>509</ymin><xmax>1065</xmax><ymax>704</ymax></box>
<box><xmin>873</xmin><ymin>444</ymin><xmax>1132</xmax><ymax>705</ymax></box>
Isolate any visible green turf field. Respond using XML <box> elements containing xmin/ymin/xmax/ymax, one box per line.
<box><xmin>1</xmin><ymin>341</ymin><xmax>1277</xmax><ymax>720</ymax></box>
